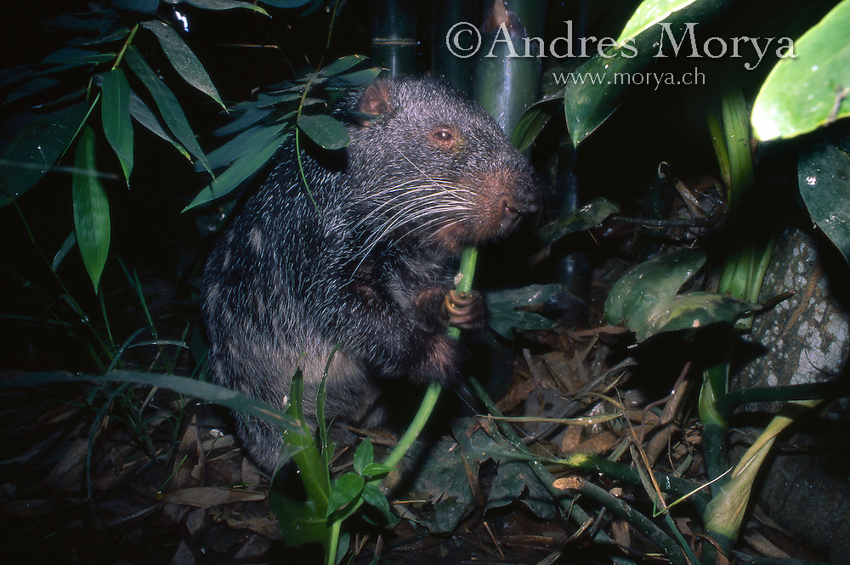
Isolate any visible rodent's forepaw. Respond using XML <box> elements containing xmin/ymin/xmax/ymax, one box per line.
<box><xmin>444</xmin><ymin>289</ymin><xmax>487</xmax><ymax>330</ymax></box>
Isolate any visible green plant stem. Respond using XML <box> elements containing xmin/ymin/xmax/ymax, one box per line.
<box><xmin>331</xmin><ymin>247</ymin><xmax>479</xmax><ymax>561</ymax></box>
<box><xmin>703</xmin><ymin>400</ymin><xmax>821</xmax><ymax>560</ymax></box>
<box><xmin>469</xmin><ymin>377</ymin><xmax>634</xmax><ymax>558</ymax></box>
<box><xmin>564</xmin><ymin>477</ymin><xmax>689</xmax><ymax>565</ymax></box>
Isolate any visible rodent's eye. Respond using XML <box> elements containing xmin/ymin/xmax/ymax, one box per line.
<box><xmin>431</xmin><ymin>127</ymin><xmax>455</xmax><ymax>144</ymax></box>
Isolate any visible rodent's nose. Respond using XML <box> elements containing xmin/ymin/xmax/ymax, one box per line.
<box><xmin>501</xmin><ymin>189</ymin><xmax>539</xmax><ymax>220</ymax></box>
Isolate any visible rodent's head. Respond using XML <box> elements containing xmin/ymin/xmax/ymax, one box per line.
<box><xmin>346</xmin><ymin>77</ymin><xmax>539</xmax><ymax>255</ymax></box>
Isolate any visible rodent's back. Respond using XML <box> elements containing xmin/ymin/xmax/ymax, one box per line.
<box><xmin>201</xmin><ymin>77</ymin><xmax>538</xmax><ymax>472</ymax></box>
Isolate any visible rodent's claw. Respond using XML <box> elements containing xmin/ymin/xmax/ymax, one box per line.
<box><xmin>444</xmin><ymin>289</ymin><xmax>486</xmax><ymax>330</ymax></box>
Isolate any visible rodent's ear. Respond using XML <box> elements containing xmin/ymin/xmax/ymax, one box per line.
<box><xmin>356</xmin><ymin>80</ymin><xmax>393</xmax><ymax>121</ymax></box>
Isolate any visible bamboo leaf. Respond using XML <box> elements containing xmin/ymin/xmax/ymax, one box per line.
<box><xmin>184</xmin><ymin>132</ymin><xmax>286</xmax><ymax>210</ymax></box>
<box><xmin>297</xmin><ymin>114</ymin><xmax>349</xmax><ymax>150</ymax></box>
<box><xmin>72</xmin><ymin>127</ymin><xmax>111</xmax><ymax>292</ymax></box>
<box><xmin>200</xmin><ymin>122</ymin><xmax>287</xmax><ymax>171</ymax></box>
<box><xmin>111</xmin><ymin>0</ymin><xmax>160</xmax><ymax>15</ymax></box>
<box><xmin>42</xmin><ymin>47</ymin><xmax>116</xmax><ymax>65</ymax></box>
<box><xmin>259</xmin><ymin>0</ymin><xmax>313</xmax><ymax>8</ymax></box>
<box><xmin>52</xmin><ymin>231</ymin><xmax>78</xmax><ymax>271</ymax></box>
<box><xmin>127</xmin><ymin>88</ymin><xmax>188</xmax><ymax>158</ymax></box>
<box><xmin>124</xmin><ymin>46</ymin><xmax>210</xmax><ymax>170</ymax></box>
<box><xmin>751</xmin><ymin>0</ymin><xmax>850</xmax><ymax>140</ymax></box>
<box><xmin>140</xmin><ymin>19</ymin><xmax>225</xmax><ymax>110</ymax></box>
<box><xmin>0</xmin><ymin>102</ymin><xmax>88</xmax><ymax>207</ymax></box>
<box><xmin>320</xmin><ymin>54</ymin><xmax>369</xmax><ymax>77</ymax></box>
<box><xmin>102</xmin><ymin>69</ymin><xmax>134</xmax><ymax>184</ymax></box>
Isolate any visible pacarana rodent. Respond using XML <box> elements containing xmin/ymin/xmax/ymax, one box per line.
<box><xmin>201</xmin><ymin>77</ymin><xmax>538</xmax><ymax>472</ymax></box>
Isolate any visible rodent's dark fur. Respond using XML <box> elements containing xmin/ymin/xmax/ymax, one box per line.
<box><xmin>201</xmin><ymin>77</ymin><xmax>538</xmax><ymax>472</ymax></box>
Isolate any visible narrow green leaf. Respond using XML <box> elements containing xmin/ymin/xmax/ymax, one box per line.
<box><xmin>102</xmin><ymin>69</ymin><xmax>134</xmax><ymax>184</ymax></box>
<box><xmin>0</xmin><ymin>370</ymin><xmax>303</xmax><ymax>434</ymax></box>
<box><xmin>259</xmin><ymin>0</ymin><xmax>313</xmax><ymax>7</ymax></box>
<box><xmin>0</xmin><ymin>102</ymin><xmax>88</xmax><ymax>207</ymax></box>
<box><xmin>52</xmin><ymin>231</ymin><xmax>77</xmax><ymax>271</ymax></box>
<box><xmin>128</xmin><ymin>88</ymin><xmax>189</xmax><ymax>158</ymax></box>
<box><xmin>320</xmin><ymin>54</ymin><xmax>369</xmax><ymax>77</ymax></box>
<box><xmin>42</xmin><ymin>47</ymin><xmax>115</xmax><ymax>65</ymax></box>
<box><xmin>798</xmin><ymin>140</ymin><xmax>850</xmax><ymax>267</ymax></box>
<box><xmin>751</xmin><ymin>0</ymin><xmax>850</xmax><ymax>140</ymax></box>
<box><xmin>200</xmin><ymin>122</ymin><xmax>287</xmax><ymax>170</ymax></box>
<box><xmin>183</xmin><ymin>132</ymin><xmax>285</xmax><ymax>210</ymax></box>
<box><xmin>324</xmin><ymin>68</ymin><xmax>383</xmax><ymax>90</ymax></box>
<box><xmin>140</xmin><ymin>20</ymin><xmax>225</xmax><ymax>110</ymax></box>
<box><xmin>111</xmin><ymin>0</ymin><xmax>160</xmax><ymax>15</ymax></box>
<box><xmin>297</xmin><ymin>114</ymin><xmax>349</xmax><ymax>150</ymax></box>
<box><xmin>124</xmin><ymin>46</ymin><xmax>210</xmax><ymax>170</ymax></box>
<box><xmin>212</xmin><ymin>106</ymin><xmax>274</xmax><ymax>136</ymax></box>
<box><xmin>72</xmin><ymin>127</ymin><xmax>111</xmax><ymax>292</ymax></box>
<box><xmin>511</xmin><ymin>98</ymin><xmax>558</xmax><ymax>152</ymax></box>
<box><xmin>327</xmin><ymin>473</ymin><xmax>364</xmax><ymax>517</ymax></box>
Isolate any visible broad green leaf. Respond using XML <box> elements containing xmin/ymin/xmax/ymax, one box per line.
<box><xmin>565</xmin><ymin>0</ymin><xmax>734</xmax><ymax>144</ymax></box>
<box><xmin>361</xmin><ymin>483</ymin><xmax>397</xmax><ymax>525</ymax></box>
<box><xmin>124</xmin><ymin>46</ymin><xmax>210</xmax><ymax>170</ymax></box>
<box><xmin>798</xmin><ymin>140</ymin><xmax>850</xmax><ymax>267</ymax></box>
<box><xmin>165</xmin><ymin>0</ymin><xmax>270</xmax><ymax>14</ymax></box>
<box><xmin>538</xmin><ymin>197</ymin><xmax>620</xmax><ymax>245</ymax></box>
<box><xmin>297</xmin><ymin>114</ymin><xmax>349</xmax><ymax>150</ymax></box>
<box><xmin>128</xmin><ymin>88</ymin><xmax>189</xmax><ymax>158</ymax></box>
<box><xmin>511</xmin><ymin>97</ymin><xmax>559</xmax><ymax>152</ymax></box>
<box><xmin>140</xmin><ymin>20</ymin><xmax>225</xmax><ymax>110</ymax></box>
<box><xmin>0</xmin><ymin>102</ymin><xmax>87</xmax><ymax>207</ymax></box>
<box><xmin>326</xmin><ymin>473</ymin><xmax>364</xmax><ymax>517</ymax></box>
<box><xmin>604</xmin><ymin>250</ymin><xmax>754</xmax><ymax>341</ymax></box>
<box><xmin>353</xmin><ymin>439</ymin><xmax>374</xmax><ymax>475</ymax></box>
<box><xmin>320</xmin><ymin>54</ymin><xmax>369</xmax><ymax>77</ymax></box>
<box><xmin>751</xmin><ymin>0</ymin><xmax>850</xmax><ymax>141</ymax></box>
<box><xmin>184</xmin><ymin>132</ymin><xmax>286</xmax><ymax>209</ymax></box>
<box><xmin>486</xmin><ymin>284</ymin><xmax>565</xmax><ymax>340</ymax></box>
<box><xmin>617</xmin><ymin>0</ymin><xmax>699</xmax><ymax>43</ymax></box>
<box><xmin>102</xmin><ymin>69</ymin><xmax>134</xmax><ymax>184</ymax></box>
<box><xmin>72</xmin><ymin>127</ymin><xmax>111</xmax><ymax>292</ymax></box>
